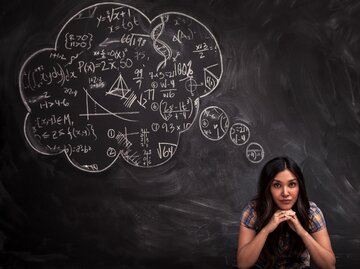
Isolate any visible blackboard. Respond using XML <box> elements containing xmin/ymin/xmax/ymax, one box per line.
<box><xmin>1</xmin><ymin>0</ymin><xmax>359</xmax><ymax>268</ymax></box>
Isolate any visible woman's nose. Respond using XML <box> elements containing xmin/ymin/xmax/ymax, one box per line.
<box><xmin>281</xmin><ymin>187</ymin><xmax>289</xmax><ymax>197</ymax></box>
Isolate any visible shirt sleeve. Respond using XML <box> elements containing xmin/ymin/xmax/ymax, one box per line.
<box><xmin>240</xmin><ymin>201</ymin><xmax>257</xmax><ymax>229</ymax></box>
<box><xmin>308</xmin><ymin>201</ymin><xmax>326</xmax><ymax>233</ymax></box>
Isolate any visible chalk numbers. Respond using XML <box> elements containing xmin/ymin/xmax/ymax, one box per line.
<box><xmin>200</xmin><ymin>106</ymin><xmax>265</xmax><ymax>163</ymax></box>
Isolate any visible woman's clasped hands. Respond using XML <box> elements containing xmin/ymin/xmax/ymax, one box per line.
<box><xmin>265</xmin><ymin>209</ymin><xmax>305</xmax><ymax>235</ymax></box>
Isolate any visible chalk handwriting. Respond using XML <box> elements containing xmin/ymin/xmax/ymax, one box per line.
<box><xmin>19</xmin><ymin>3</ymin><xmax>223</xmax><ymax>172</ymax></box>
<box><xmin>246</xmin><ymin>143</ymin><xmax>265</xmax><ymax>163</ymax></box>
<box><xmin>199</xmin><ymin>106</ymin><xmax>229</xmax><ymax>141</ymax></box>
<box><xmin>230</xmin><ymin>122</ymin><xmax>250</xmax><ymax>146</ymax></box>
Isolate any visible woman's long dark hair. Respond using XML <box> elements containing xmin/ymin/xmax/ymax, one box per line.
<box><xmin>253</xmin><ymin>156</ymin><xmax>310</xmax><ymax>268</ymax></box>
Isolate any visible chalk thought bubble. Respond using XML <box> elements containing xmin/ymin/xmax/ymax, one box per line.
<box><xmin>19</xmin><ymin>3</ymin><xmax>223</xmax><ymax>172</ymax></box>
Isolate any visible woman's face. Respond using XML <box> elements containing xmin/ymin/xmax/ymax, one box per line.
<box><xmin>270</xmin><ymin>169</ymin><xmax>299</xmax><ymax>210</ymax></box>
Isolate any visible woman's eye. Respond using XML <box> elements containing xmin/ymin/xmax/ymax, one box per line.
<box><xmin>289</xmin><ymin>182</ymin><xmax>297</xmax><ymax>188</ymax></box>
<box><xmin>273</xmin><ymin>183</ymin><xmax>281</xmax><ymax>188</ymax></box>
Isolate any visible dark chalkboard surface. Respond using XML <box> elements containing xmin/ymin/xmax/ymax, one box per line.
<box><xmin>1</xmin><ymin>0</ymin><xmax>360</xmax><ymax>268</ymax></box>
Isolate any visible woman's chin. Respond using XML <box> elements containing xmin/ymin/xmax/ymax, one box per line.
<box><xmin>276</xmin><ymin>203</ymin><xmax>294</xmax><ymax>210</ymax></box>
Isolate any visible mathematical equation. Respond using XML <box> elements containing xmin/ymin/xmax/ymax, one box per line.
<box><xmin>19</xmin><ymin>3</ymin><xmax>223</xmax><ymax>172</ymax></box>
<box><xmin>199</xmin><ymin>106</ymin><xmax>265</xmax><ymax>163</ymax></box>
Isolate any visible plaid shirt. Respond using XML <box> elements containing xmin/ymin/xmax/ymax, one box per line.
<box><xmin>240</xmin><ymin>201</ymin><xmax>326</xmax><ymax>269</ymax></box>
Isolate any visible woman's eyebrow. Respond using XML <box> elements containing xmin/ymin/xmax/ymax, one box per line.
<box><xmin>272</xmin><ymin>178</ymin><xmax>297</xmax><ymax>182</ymax></box>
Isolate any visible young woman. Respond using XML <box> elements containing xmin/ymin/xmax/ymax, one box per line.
<box><xmin>237</xmin><ymin>156</ymin><xmax>336</xmax><ymax>269</ymax></box>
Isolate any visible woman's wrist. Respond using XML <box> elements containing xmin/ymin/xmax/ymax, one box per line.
<box><xmin>261</xmin><ymin>225</ymin><xmax>271</xmax><ymax>236</ymax></box>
